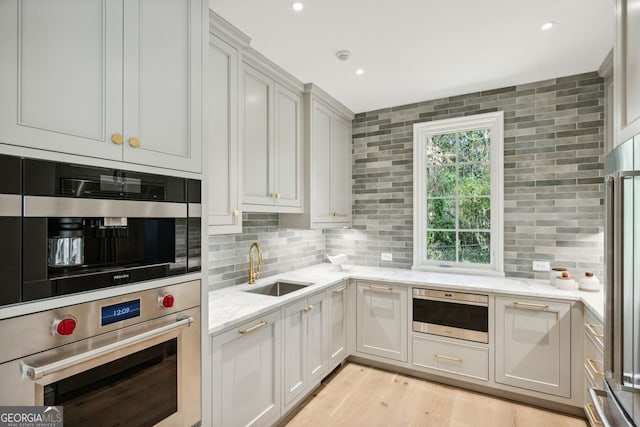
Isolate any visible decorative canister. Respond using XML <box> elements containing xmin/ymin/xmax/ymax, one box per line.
<box><xmin>549</xmin><ymin>267</ymin><xmax>568</xmax><ymax>286</ymax></box>
<box><xmin>556</xmin><ymin>270</ymin><xmax>577</xmax><ymax>290</ymax></box>
<box><xmin>578</xmin><ymin>272</ymin><xmax>600</xmax><ymax>292</ymax></box>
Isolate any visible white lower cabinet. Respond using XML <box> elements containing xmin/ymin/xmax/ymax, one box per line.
<box><xmin>356</xmin><ymin>281</ymin><xmax>408</xmax><ymax>362</ymax></box>
<box><xmin>328</xmin><ymin>282</ymin><xmax>348</xmax><ymax>371</ymax></box>
<box><xmin>412</xmin><ymin>335</ymin><xmax>489</xmax><ymax>381</ymax></box>
<box><xmin>282</xmin><ymin>292</ymin><xmax>327</xmax><ymax>409</ymax></box>
<box><xmin>495</xmin><ymin>296</ymin><xmax>571</xmax><ymax>398</ymax></box>
<box><xmin>211</xmin><ymin>310</ymin><xmax>281</xmax><ymax>427</ymax></box>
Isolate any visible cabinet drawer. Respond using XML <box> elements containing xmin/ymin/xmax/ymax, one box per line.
<box><xmin>584</xmin><ymin>331</ymin><xmax>605</xmax><ymax>388</ymax></box>
<box><xmin>584</xmin><ymin>309</ymin><xmax>605</xmax><ymax>349</ymax></box>
<box><xmin>412</xmin><ymin>335</ymin><xmax>489</xmax><ymax>381</ymax></box>
<box><xmin>583</xmin><ymin>373</ymin><xmax>604</xmax><ymax>427</ymax></box>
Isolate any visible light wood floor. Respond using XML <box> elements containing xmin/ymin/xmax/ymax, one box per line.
<box><xmin>285</xmin><ymin>363</ymin><xmax>587</xmax><ymax>427</ymax></box>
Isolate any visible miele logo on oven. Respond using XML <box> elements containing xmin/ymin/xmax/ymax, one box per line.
<box><xmin>113</xmin><ymin>273</ymin><xmax>130</xmax><ymax>280</ymax></box>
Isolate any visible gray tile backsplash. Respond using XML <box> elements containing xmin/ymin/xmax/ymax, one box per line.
<box><xmin>208</xmin><ymin>72</ymin><xmax>605</xmax><ymax>287</ymax></box>
<box><xmin>326</xmin><ymin>71</ymin><xmax>605</xmax><ymax>280</ymax></box>
<box><xmin>208</xmin><ymin>213</ymin><xmax>324</xmax><ymax>290</ymax></box>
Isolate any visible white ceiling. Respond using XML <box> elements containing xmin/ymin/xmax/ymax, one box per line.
<box><xmin>210</xmin><ymin>0</ymin><xmax>614</xmax><ymax>114</ymax></box>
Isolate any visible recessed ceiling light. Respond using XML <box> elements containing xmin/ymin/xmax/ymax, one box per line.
<box><xmin>291</xmin><ymin>2</ymin><xmax>304</xmax><ymax>12</ymax></box>
<box><xmin>355</xmin><ymin>68</ymin><xmax>364</xmax><ymax>76</ymax></box>
<box><xmin>541</xmin><ymin>21</ymin><xmax>555</xmax><ymax>31</ymax></box>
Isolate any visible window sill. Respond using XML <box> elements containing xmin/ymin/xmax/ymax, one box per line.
<box><xmin>411</xmin><ymin>265</ymin><xmax>505</xmax><ymax>278</ymax></box>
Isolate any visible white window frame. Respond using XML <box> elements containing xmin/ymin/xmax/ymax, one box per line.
<box><xmin>412</xmin><ymin>111</ymin><xmax>504</xmax><ymax>276</ymax></box>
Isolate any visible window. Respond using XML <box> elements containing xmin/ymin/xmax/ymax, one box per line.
<box><xmin>413</xmin><ymin>112</ymin><xmax>504</xmax><ymax>275</ymax></box>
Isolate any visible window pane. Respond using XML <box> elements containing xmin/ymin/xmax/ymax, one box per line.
<box><xmin>426</xmin><ymin>231</ymin><xmax>456</xmax><ymax>262</ymax></box>
<box><xmin>427</xmin><ymin>133</ymin><xmax>456</xmax><ymax>165</ymax></box>
<box><xmin>427</xmin><ymin>165</ymin><xmax>456</xmax><ymax>196</ymax></box>
<box><xmin>459</xmin><ymin>197</ymin><xmax>490</xmax><ymax>230</ymax></box>
<box><xmin>459</xmin><ymin>232</ymin><xmax>490</xmax><ymax>264</ymax></box>
<box><xmin>427</xmin><ymin>198</ymin><xmax>456</xmax><ymax>229</ymax></box>
<box><xmin>459</xmin><ymin>129</ymin><xmax>490</xmax><ymax>163</ymax></box>
<box><xmin>459</xmin><ymin>164</ymin><xmax>490</xmax><ymax>196</ymax></box>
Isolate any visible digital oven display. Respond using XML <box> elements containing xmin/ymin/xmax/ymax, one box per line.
<box><xmin>101</xmin><ymin>299</ymin><xmax>141</xmax><ymax>326</ymax></box>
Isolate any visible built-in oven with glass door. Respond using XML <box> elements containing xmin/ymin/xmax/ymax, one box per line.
<box><xmin>0</xmin><ymin>154</ymin><xmax>21</xmax><ymax>306</ymax></box>
<box><xmin>0</xmin><ymin>280</ymin><xmax>201</xmax><ymax>427</ymax></box>
<box><xmin>412</xmin><ymin>288</ymin><xmax>489</xmax><ymax>343</ymax></box>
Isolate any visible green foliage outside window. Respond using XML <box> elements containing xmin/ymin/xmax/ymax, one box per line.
<box><xmin>425</xmin><ymin>129</ymin><xmax>491</xmax><ymax>265</ymax></box>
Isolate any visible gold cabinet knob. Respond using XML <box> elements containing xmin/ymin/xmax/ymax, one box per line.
<box><xmin>232</xmin><ymin>209</ymin><xmax>239</xmax><ymax>217</ymax></box>
<box><xmin>129</xmin><ymin>137</ymin><xmax>140</xmax><ymax>148</ymax></box>
<box><xmin>303</xmin><ymin>305</ymin><xmax>313</xmax><ymax>312</ymax></box>
<box><xmin>111</xmin><ymin>133</ymin><xmax>124</xmax><ymax>145</ymax></box>
<box><xmin>270</xmin><ymin>193</ymin><xmax>275</xmax><ymax>198</ymax></box>
<box><xmin>276</xmin><ymin>193</ymin><xmax>281</xmax><ymax>199</ymax></box>
<box><xmin>332</xmin><ymin>212</ymin><xmax>337</xmax><ymax>217</ymax></box>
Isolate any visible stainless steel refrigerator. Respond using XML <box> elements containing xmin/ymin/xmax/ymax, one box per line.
<box><xmin>593</xmin><ymin>136</ymin><xmax>640</xmax><ymax>426</ymax></box>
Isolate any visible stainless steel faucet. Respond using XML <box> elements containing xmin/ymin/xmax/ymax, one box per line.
<box><xmin>248</xmin><ymin>242</ymin><xmax>263</xmax><ymax>284</ymax></box>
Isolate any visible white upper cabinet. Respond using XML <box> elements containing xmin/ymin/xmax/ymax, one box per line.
<box><xmin>614</xmin><ymin>0</ymin><xmax>640</xmax><ymax>145</ymax></box>
<box><xmin>242</xmin><ymin>55</ymin><xmax>303</xmax><ymax>213</ymax></box>
<box><xmin>281</xmin><ymin>84</ymin><xmax>353</xmax><ymax>229</ymax></box>
<box><xmin>208</xmin><ymin>28</ymin><xmax>245</xmax><ymax>234</ymax></box>
<box><xmin>0</xmin><ymin>0</ymin><xmax>203</xmax><ymax>173</ymax></box>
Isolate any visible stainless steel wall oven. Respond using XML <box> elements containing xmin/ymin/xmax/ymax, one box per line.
<box><xmin>0</xmin><ymin>280</ymin><xmax>201</xmax><ymax>427</ymax></box>
<box><xmin>412</xmin><ymin>288</ymin><xmax>489</xmax><ymax>343</ymax></box>
<box><xmin>12</xmin><ymin>158</ymin><xmax>201</xmax><ymax>304</ymax></box>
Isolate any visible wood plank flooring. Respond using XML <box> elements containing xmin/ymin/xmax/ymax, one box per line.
<box><xmin>284</xmin><ymin>363</ymin><xmax>587</xmax><ymax>427</ymax></box>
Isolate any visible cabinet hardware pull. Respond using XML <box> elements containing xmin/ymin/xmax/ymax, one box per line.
<box><xmin>586</xmin><ymin>358</ymin><xmax>605</xmax><ymax>377</ymax></box>
<box><xmin>129</xmin><ymin>137</ymin><xmax>140</xmax><ymax>148</ymax></box>
<box><xmin>270</xmin><ymin>193</ymin><xmax>276</xmax><ymax>198</ymax></box>
<box><xmin>303</xmin><ymin>305</ymin><xmax>313</xmax><ymax>312</ymax></box>
<box><xmin>333</xmin><ymin>286</ymin><xmax>346</xmax><ymax>293</ymax></box>
<box><xmin>434</xmin><ymin>353</ymin><xmax>463</xmax><ymax>363</ymax></box>
<box><xmin>239</xmin><ymin>321</ymin><xmax>267</xmax><ymax>335</ymax></box>
<box><xmin>332</xmin><ymin>212</ymin><xmax>336</xmax><ymax>217</ymax></box>
<box><xmin>276</xmin><ymin>193</ymin><xmax>281</xmax><ymax>199</ymax></box>
<box><xmin>368</xmin><ymin>285</ymin><xmax>393</xmax><ymax>292</ymax></box>
<box><xmin>586</xmin><ymin>323</ymin><xmax>605</xmax><ymax>339</ymax></box>
<box><xmin>111</xmin><ymin>133</ymin><xmax>124</xmax><ymax>145</ymax></box>
<box><xmin>585</xmin><ymin>403</ymin><xmax>603</xmax><ymax>425</ymax></box>
<box><xmin>232</xmin><ymin>209</ymin><xmax>240</xmax><ymax>217</ymax></box>
<box><xmin>513</xmin><ymin>301</ymin><xmax>549</xmax><ymax>310</ymax></box>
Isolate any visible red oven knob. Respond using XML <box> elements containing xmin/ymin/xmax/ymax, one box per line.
<box><xmin>52</xmin><ymin>316</ymin><xmax>77</xmax><ymax>336</ymax></box>
<box><xmin>160</xmin><ymin>294</ymin><xmax>175</xmax><ymax>308</ymax></box>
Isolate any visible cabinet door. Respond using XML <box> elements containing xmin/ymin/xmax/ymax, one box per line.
<box><xmin>356</xmin><ymin>282</ymin><xmax>408</xmax><ymax>362</ymax></box>
<box><xmin>208</xmin><ymin>35</ymin><xmax>241</xmax><ymax>234</ymax></box>
<box><xmin>123</xmin><ymin>0</ymin><xmax>203</xmax><ymax>172</ymax></box>
<box><xmin>243</xmin><ymin>65</ymin><xmax>274</xmax><ymax>206</ymax></box>
<box><xmin>211</xmin><ymin>311</ymin><xmax>281</xmax><ymax>427</ymax></box>
<box><xmin>310</xmin><ymin>100</ymin><xmax>334</xmax><ymax>224</ymax></box>
<box><xmin>615</xmin><ymin>0</ymin><xmax>640</xmax><ymax>144</ymax></box>
<box><xmin>273</xmin><ymin>84</ymin><xmax>302</xmax><ymax>208</ymax></box>
<box><xmin>282</xmin><ymin>299</ymin><xmax>307</xmax><ymax>407</ymax></box>
<box><xmin>331</xmin><ymin>114</ymin><xmax>352</xmax><ymax>224</ymax></box>
<box><xmin>495</xmin><ymin>297</ymin><xmax>571</xmax><ymax>398</ymax></box>
<box><xmin>0</xmin><ymin>0</ymin><xmax>123</xmax><ymax>161</ymax></box>
<box><xmin>306</xmin><ymin>292</ymin><xmax>328</xmax><ymax>385</ymax></box>
<box><xmin>328</xmin><ymin>283</ymin><xmax>348</xmax><ymax>370</ymax></box>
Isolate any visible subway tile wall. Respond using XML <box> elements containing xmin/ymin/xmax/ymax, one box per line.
<box><xmin>208</xmin><ymin>213</ymin><xmax>324</xmax><ymax>290</ymax></box>
<box><xmin>325</xmin><ymin>72</ymin><xmax>605</xmax><ymax>280</ymax></box>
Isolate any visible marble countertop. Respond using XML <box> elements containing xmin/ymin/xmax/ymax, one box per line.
<box><xmin>209</xmin><ymin>263</ymin><xmax>604</xmax><ymax>334</ymax></box>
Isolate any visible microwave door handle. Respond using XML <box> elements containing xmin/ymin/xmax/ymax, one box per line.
<box><xmin>21</xmin><ymin>316</ymin><xmax>193</xmax><ymax>381</ymax></box>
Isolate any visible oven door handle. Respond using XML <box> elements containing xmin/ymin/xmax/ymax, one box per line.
<box><xmin>21</xmin><ymin>316</ymin><xmax>193</xmax><ymax>381</ymax></box>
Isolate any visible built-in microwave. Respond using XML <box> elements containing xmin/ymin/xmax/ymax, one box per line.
<box><xmin>412</xmin><ymin>288</ymin><xmax>489</xmax><ymax>343</ymax></box>
<box><xmin>15</xmin><ymin>158</ymin><xmax>201</xmax><ymax>303</ymax></box>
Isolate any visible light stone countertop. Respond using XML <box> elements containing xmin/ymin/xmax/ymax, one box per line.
<box><xmin>208</xmin><ymin>263</ymin><xmax>604</xmax><ymax>335</ymax></box>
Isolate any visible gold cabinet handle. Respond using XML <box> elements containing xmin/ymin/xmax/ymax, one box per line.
<box><xmin>129</xmin><ymin>137</ymin><xmax>140</xmax><ymax>148</ymax></box>
<box><xmin>586</xmin><ymin>323</ymin><xmax>605</xmax><ymax>339</ymax></box>
<box><xmin>333</xmin><ymin>286</ymin><xmax>346</xmax><ymax>293</ymax></box>
<box><xmin>434</xmin><ymin>353</ymin><xmax>463</xmax><ymax>363</ymax></box>
<box><xmin>111</xmin><ymin>133</ymin><xmax>124</xmax><ymax>145</ymax></box>
<box><xmin>232</xmin><ymin>209</ymin><xmax>240</xmax><ymax>217</ymax></box>
<box><xmin>513</xmin><ymin>301</ymin><xmax>549</xmax><ymax>310</ymax></box>
<box><xmin>368</xmin><ymin>284</ymin><xmax>393</xmax><ymax>292</ymax></box>
<box><xmin>239</xmin><ymin>321</ymin><xmax>267</xmax><ymax>335</ymax></box>
<box><xmin>303</xmin><ymin>305</ymin><xmax>313</xmax><ymax>312</ymax></box>
<box><xmin>270</xmin><ymin>193</ymin><xmax>275</xmax><ymax>198</ymax></box>
<box><xmin>586</xmin><ymin>358</ymin><xmax>605</xmax><ymax>377</ymax></box>
<box><xmin>331</xmin><ymin>212</ymin><xmax>337</xmax><ymax>217</ymax></box>
<box><xmin>585</xmin><ymin>403</ymin><xmax>603</xmax><ymax>425</ymax></box>
<box><xmin>276</xmin><ymin>193</ymin><xmax>281</xmax><ymax>199</ymax></box>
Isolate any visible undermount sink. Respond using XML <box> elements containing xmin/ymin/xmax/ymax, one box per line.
<box><xmin>244</xmin><ymin>280</ymin><xmax>313</xmax><ymax>297</ymax></box>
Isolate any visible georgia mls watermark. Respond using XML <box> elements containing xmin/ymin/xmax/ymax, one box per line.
<box><xmin>0</xmin><ymin>406</ymin><xmax>63</xmax><ymax>427</ymax></box>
